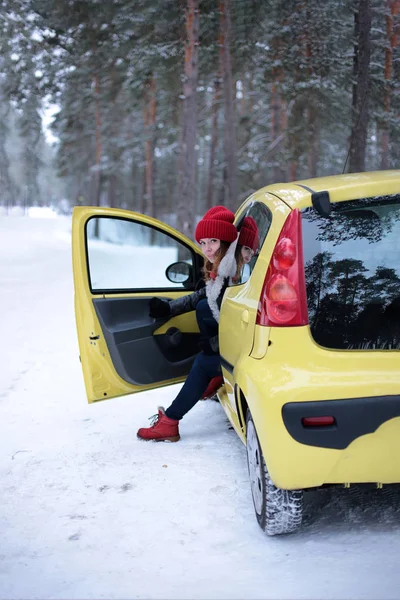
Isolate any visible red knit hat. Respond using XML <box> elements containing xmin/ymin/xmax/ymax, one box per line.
<box><xmin>195</xmin><ymin>206</ymin><xmax>237</xmax><ymax>243</ymax></box>
<box><xmin>238</xmin><ymin>216</ymin><xmax>259</xmax><ymax>252</ymax></box>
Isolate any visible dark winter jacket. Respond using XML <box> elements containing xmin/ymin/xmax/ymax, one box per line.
<box><xmin>169</xmin><ymin>238</ymin><xmax>238</xmax><ymax>352</ymax></box>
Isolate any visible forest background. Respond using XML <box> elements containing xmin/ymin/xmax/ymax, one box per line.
<box><xmin>1</xmin><ymin>0</ymin><xmax>399</xmax><ymax>237</ymax></box>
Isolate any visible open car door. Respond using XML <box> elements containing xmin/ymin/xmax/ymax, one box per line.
<box><xmin>72</xmin><ymin>207</ymin><xmax>204</xmax><ymax>403</ymax></box>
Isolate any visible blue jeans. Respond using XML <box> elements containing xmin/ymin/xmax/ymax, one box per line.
<box><xmin>165</xmin><ymin>352</ymin><xmax>222</xmax><ymax>420</ymax></box>
<box><xmin>165</xmin><ymin>299</ymin><xmax>221</xmax><ymax>421</ymax></box>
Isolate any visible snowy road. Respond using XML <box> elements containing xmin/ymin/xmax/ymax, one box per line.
<box><xmin>1</xmin><ymin>214</ymin><xmax>400</xmax><ymax>600</ymax></box>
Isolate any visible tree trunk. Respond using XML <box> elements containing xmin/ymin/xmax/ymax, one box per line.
<box><xmin>92</xmin><ymin>72</ymin><xmax>102</xmax><ymax>208</ymax></box>
<box><xmin>270</xmin><ymin>30</ymin><xmax>288</xmax><ymax>183</ymax></box>
<box><xmin>130</xmin><ymin>159</ymin><xmax>141</xmax><ymax>212</ymax></box>
<box><xmin>108</xmin><ymin>174</ymin><xmax>117</xmax><ymax>208</ymax></box>
<box><xmin>270</xmin><ymin>82</ymin><xmax>282</xmax><ymax>182</ymax></box>
<box><xmin>307</xmin><ymin>108</ymin><xmax>319</xmax><ymax>178</ymax></box>
<box><xmin>219</xmin><ymin>0</ymin><xmax>238</xmax><ymax>210</ymax></box>
<box><xmin>278</xmin><ymin>96</ymin><xmax>288</xmax><ymax>181</ymax></box>
<box><xmin>304</xmin><ymin>12</ymin><xmax>319</xmax><ymax>179</ymax></box>
<box><xmin>270</xmin><ymin>82</ymin><xmax>279</xmax><ymax>143</ymax></box>
<box><xmin>141</xmin><ymin>149</ymin><xmax>147</xmax><ymax>215</ymax></box>
<box><xmin>176</xmin><ymin>0</ymin><xmax>199</xmax><ymax>240</ymax></box>
<box><xmin>143</xmin><ymin>75</ymin><xmax>156</xmax><ymax>218</ymax></box>
<box><xmin>239</xmin><ymin>76</ymin><xmax>246</xmax><ymax>116</ymax></box>
<box><xmin>349</xmin><ymin>0</ymin><xmax>372</xmax><ymax>173</ymax></box>
<box><xmin>108</xmin><ymin>61</ymin><xmax>123</xmax><ymax>209</ymax></box>
<box><xmin>206</xmin><ymin>75</ymin><xmax>221</xmax><ymax>210</ymax></box>
<box><xmin>289</xmin><ymin>159</ymin><xmax>297</xmax><ymax>182</ymax></box>
<box><xmin>381</xmin><ymin>0</ymin><xmax>400</xmax><ymax>169</ymax></box>
<box><xmin>0</xmin><ymin>107</ymin><xmax>13</xmax><ymax>211</ymax></box>
<box><xmin>288</xmin><ymin>99</ymin><xmax>300</xmax><ymax>182</ymax></box>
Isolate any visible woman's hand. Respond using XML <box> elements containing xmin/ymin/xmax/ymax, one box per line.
<box><xmin>149</xmin><ymin>297</ymin><xmax>171</xmax><ymax>318</ymax></box>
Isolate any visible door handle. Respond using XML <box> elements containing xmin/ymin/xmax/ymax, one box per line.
<box><xmin>241</xmin><ymin>310</ymin><xmax>249</xmax><ymax>324</ymax></box>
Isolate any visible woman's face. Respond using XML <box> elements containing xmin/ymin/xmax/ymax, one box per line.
<box><xmin>199</xmin><ymin>238</ymin><xmax>221</xmax><ymax>263</ymax></box>
<box><xmin>241</xmin><ymin>245</ymin><xmax>254</xmax><ymax>264</ymax></box>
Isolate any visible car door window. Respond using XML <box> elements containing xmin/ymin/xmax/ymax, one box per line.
<box><xmin>235</xmin><ymin>202</ymin><xmax>272</xmax><ymax>284</ymax></box>
<box><xmin>86</xmin><ymin>217</ymin><xmax>194</xmax><ymax>292</ymax></box>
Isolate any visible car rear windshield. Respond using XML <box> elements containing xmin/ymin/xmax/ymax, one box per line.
<box><xmin>302</xmin><ymin>195</ymin><xmax>400</xmax><ymax>350</ymax></box>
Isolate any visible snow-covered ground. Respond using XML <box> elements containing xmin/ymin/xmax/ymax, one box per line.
<box><xmin>1</xmin><ymin>211</ymin><xmax>400</xmax><ymax>600</ymax></box>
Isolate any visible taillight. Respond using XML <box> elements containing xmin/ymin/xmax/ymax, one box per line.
<box><xmin>257</xmin><ymin>209</ymin><xmax>308</xmax><ymax>327</ymax></box>
<box><xmin>273</xmin><ymin>237</ymin><xmax>296</xmax><ymax>270</ymax></box>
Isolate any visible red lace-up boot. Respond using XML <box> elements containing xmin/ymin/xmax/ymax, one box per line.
<box><xmin>201</xmin><ymin>376</ymin><xmax>224</xmax><ymax>400</ymax></box>
<box><xmin>137</xmin><ymin>407</ymin><xmax>180</xmax><ymax>442</ymax></box>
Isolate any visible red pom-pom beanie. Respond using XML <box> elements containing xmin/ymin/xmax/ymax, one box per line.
<box><xmin>195</xmin><ymin>206</ymin><xmax>237</xmax><ymax>243</ymax></box>
<box><xmin>238</xmin><ymin>216</ymin><xmax>259</xmax><ymax>252</ymax></box>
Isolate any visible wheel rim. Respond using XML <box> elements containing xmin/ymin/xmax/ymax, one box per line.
<box><xmin>246</xmin><ymin>419</ymin><xmax>263</xmax><ymax>515</ymax></box>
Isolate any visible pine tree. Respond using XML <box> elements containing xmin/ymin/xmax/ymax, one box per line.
<box><xmin>176</xmin><ymin>0</ymin><xmax>200</xmax><ymax>239</ymax></box>
<box><xmin>349</xmin><ymin>0</ymin><xmax>372</xmax><ymax>172</ymax></box>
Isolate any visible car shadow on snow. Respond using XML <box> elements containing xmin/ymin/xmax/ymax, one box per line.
<box><xmin>222</xmin><ymin>414</ymin><xmax>400</xmax><ymax>536</ymax></box>
<box><xmin>301</xmin><ymin>483</ymin><xmax>400</xmax><ymax>534</ymax></box>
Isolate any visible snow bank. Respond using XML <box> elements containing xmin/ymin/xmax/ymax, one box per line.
<box><xmin>28</xmin><ymin>206</ymin><xmax>58</xmax><ymax>219</ymax></box>
<box><xmin>0</xmin><ymin>206</ymin><xmax>58</xmax><ymax>218</ymax></box>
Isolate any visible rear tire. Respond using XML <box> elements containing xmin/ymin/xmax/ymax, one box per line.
<box><xmin>246</xmin><ymin>410</ymin><xmax>303</xmax><ymax>536</ymax></box>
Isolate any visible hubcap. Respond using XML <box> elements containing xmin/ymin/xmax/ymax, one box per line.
<box><xmin>247</xmin><ymin>419</ymin><xmax>263</xmax><ymax>515</ymax></box>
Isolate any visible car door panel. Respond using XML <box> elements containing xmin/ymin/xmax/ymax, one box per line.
<box><xmin>72</xmin><ymin>206</ymin><xmax>203</xmax><ymax>403</ymax></box>
<box><xmin>93</xmin><ymin>297</ymin><xmax>199</xmax><ymax>386</ymax></box>
<box><xmin>218</xmin><ymin>283</ymin><xmax>260</xmax><ymax>433</ymax></box>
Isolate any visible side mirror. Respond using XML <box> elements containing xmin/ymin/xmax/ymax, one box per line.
<box><xmin>165</xmin><ymin>261</ymin><xmax>192</xmax><ymax>284</ymax></box>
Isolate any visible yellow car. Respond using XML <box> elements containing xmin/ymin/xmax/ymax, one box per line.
<box><xmin>72</xmin><ymin>170</ymin><xmax>400</xmax><ymax>536</ymax></box>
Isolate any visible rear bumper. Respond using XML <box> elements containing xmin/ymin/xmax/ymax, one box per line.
<box><xmin>282</xmin><ymin>395</ymin><xmax>400</xmax><ymax>450</ymax></box>
<box><xmin>233</xmin><ymin>327</ymin><xmax>400</xmax><ymax>489</ymax></box>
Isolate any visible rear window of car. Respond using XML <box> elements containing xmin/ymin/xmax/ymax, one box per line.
<box><xmin>302</xmin><ymin>195</ymin><xmax>400</xmax><ymax>350</ymax></box>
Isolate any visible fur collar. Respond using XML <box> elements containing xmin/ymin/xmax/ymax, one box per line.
<box><xmin>205</xmin><ymin>234</ymin><xmax>239</xmax><ymax>322</ymax></box>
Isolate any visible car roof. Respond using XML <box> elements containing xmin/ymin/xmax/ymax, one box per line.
<box><xmin>253</xmin><ymin>170</ymin><xmax>400</xmax><ymax>210</ymax></box>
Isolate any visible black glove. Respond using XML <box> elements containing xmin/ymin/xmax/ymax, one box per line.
<box><xmin>149</xmin><ymin>297</ymin><xmax>171</xmax><ymax>319</ymax></box>
<box><xmin>198</xmin><ymin>338</ymin><xmax>217</xmax><ymax>355</ymax></box>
